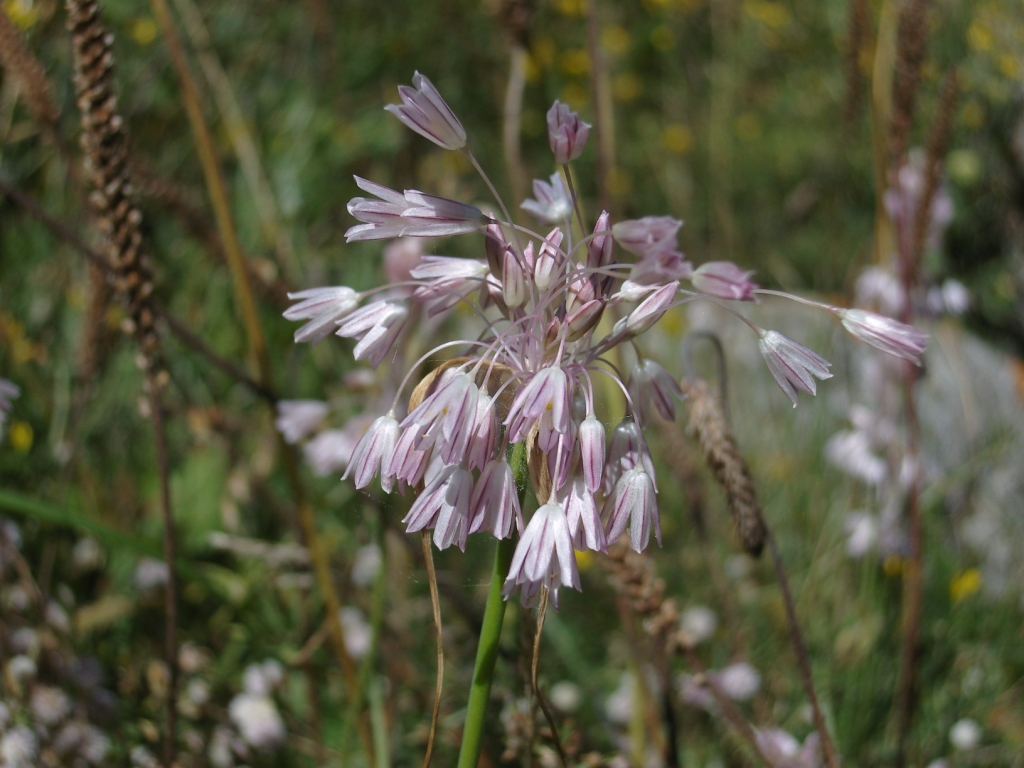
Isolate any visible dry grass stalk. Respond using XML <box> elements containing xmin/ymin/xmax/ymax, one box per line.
<box><xmin>78</xmin><ymin>261</ymin><xmax>116</xmax><ymax>381</ymax></box>
<box><xmin>67</xmin><ymin>0</ymin><xmax>162</xmax><ymax>377</ymax></box>
<box><xmin>0</xmin><ymin>8</ymin><xmax>60</xmax><ymax>132</ymax></box>
<box><xmin>888</xmin><ymin>0</ymin><xmax>930</xmax><ymax>164</ymax></box>
<box><xmin>682</xmin><ymin>377</ymin><xmax>766</xmax><ymax>557</ymax></box>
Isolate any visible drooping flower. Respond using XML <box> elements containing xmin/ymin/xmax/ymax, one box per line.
<box><xmin>346</xmin><ymin>177</ymin><xmax>486</xmax><ymax>242</ymax></box>
<box><xmin>502</xmin><ymin>500</ymin><xmax>580</xmax><ymax>605</ymax></box>
<box><xmin>835</xmin><ymin>308</ymin><xmax>927</xmax><ymax>365</ymax></box>
<box><xmin>546</xmin><ymin>100</ymin><xmax>591</xmax><ymax>164</ymax></box>
<box><xmin>385</xmin><ymin>72</ymin><xmax>466</xmax><ymax>150</ymax></box>
<box><xmin>335</xmin><ymin>300</ymin><xmax>409</xmax><ymax>368</ymax></box>
<box><xmin>627</xmin><ymin>359</ymin><xmax>682</xmax><ymax>423</ymax></box>
<box><xmin>469</xmin><ymin>458</ymin><xmax>522</xmax><ymax>539</ymax></box>
<box><xmin>284</xmin><ymin>287</ymin><xmax>360</xmax><ymax>343</ymax></box>
<box><xmin>604</xmin><ymin>465</ymin><xmax>660</xmax><ymax>552</ymax></box>
<box><xmin>691</xmin><ymin>261</ymin><xmax>758</xmax><ymax>301</ymax></box>
<box><xmin>402</xmin><ymin>464</ymin><xmax>474</xmax><ymax>551</ymax></box>
<box><xmin>612</xmin><ymin>216</ymin><xmax>682</xmax><ymax>258</ymax></box>
<box><xmin>343</xmin><ymin>414</ymin><xmax>399</xmax><ymax>491</ymax></box>
<box><xmin>757</xmin><ymin>330</ymin><xmax>833</xmax><ymax>407</ymax></box>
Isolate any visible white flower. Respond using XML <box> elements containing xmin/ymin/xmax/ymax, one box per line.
<box><xmin>339</xmin><ymin>606</ymin><xmax>373</xmax><ymax>659</ymax></box>
<box><xmin>715</xmin><ymin>662</ymin><xmax>761</xmax><ymax>701</ymax></box>
<box><xmin>229</xmin><ymin>693</ymin><xmax>286</xmax><ymax>749</ymax></box>
<box><xmin>351</xmin><ymin>544</ymin><xmax>382</xmax><ymax>587</ymax></box>
<box><xmin>680</xmin><ymin>606</ymin><xmax>718</xmax><ymax>644</ymax></box>
<box><xmin>949</xmin><ymin>718</ymin><xmax>981</xmax><ymax>751</ymax></box>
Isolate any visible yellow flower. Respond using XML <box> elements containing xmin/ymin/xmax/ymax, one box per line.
<box><xmin>131</xmin><ymin>17</ymin><xmax>158</xmax><ymax>47</ymax></box>
<box><xmin>8</xmin><ymin>420</ymin><xmax>32</xmax><ymax>453</ymax></box>
<box><xmin>950</xmin><ymin>568</ymin><xmax>981</xmax><ymax>603</ymax></box>
<box><xmin>3</xmin><ymin>0</ymin><xmax>39</xmax><ymax>29</ymax></box>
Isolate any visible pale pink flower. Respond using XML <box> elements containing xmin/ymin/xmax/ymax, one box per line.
<box><xmin>275</xmin><ymin>400</ymin><xmax>329</xmax><ymax>444</ymax></box>
<box><xmin>691</xmin><ymin>261</ymin><xmax>758</xmax><ymax>301</ymax></box>
<box><xmin>836</xmin><ymin>308</ymin><xmax>927</xmax><ymax>365</ymax></box>
<box><xmin>578</xmin><ymin>414</ymin><xmax>606</xmax><ymax>493</ymax></box>
<box><xmin>521</xmin><ymin>173</ymin><xmax>573</xmax><ymax>223</ymax></box>
<box><xmin>757</xmin><ymin>330</ymin><xmax>832</xmax><ymax>407</ymax></box>
<box><xmin>506</xmin><ymin>366</ymin><xmax>571</xmax><ymax>446</ymax></box>
<box><xmin>562</xmin><ymin>476</ymin><xmax>606</xmax><ymax>552</ymax></box>
<box><xmin>502</xmin><ymin>500</ymin><xmax>580</xmax><ymax>605</ymax></box>
<box><xmin>628</xmin><ymin>359</ymin><xmax>682</xmax><ymax>423</ymax></box>
<box><xmin>546</xmin><ymin>100</ymin><xmax>591</xmax><ymax>164</ymax></box>
<box><xmin>604</xmin><ymin>465</ymin><xmax>660</xmax><ymax>552</ymax></box>
<box><xmin>284</xmin><ymin>287</ymin><xmax>360</xmax><ymax>343</ymax></box>
<box><xmin>470</xmin><ymin>459</ymin><xmax>522</xmax><ymax>539</ymax></box>
<box><xmin>335</xmin><ymin>300</ymin><xmax>408</xmax><ymax>367</ymax></box>
<box><xmin>403</xmin><ymin>464</ymin><xmax>474</xmax><ymax>551</ymax></box>
<box><xmin>587</xmin><ymin>210</ymin><xmax>614</xmax><ymax>270</ymax></box>
<box><xmin>386</xmin><ymin>423</ymin><xmax>432</xmax><ymax>489</ymax></box>
<box><xmin>344</xmin><ymin>414</ymin><xmax>399</xmax><ymax>491</ymax></box>
<box><xmin>346</xmin><ymin>177</ymin><xmax>485</xmax><ymax>242</ymax></box>
<box><xmin>383</xmin><ymin>237</ymin><xmax>424</xmax><ymax>285</ymax></box>
<box><xmin>612</xmin><ymin>216</ymin><xmax>682</xmax><ymax>258</ymax></box>
<box><xmin>385</xmin><ymin>72</ymin><xmax>466</xmax><ymax>150</ymax></box>
<box><xmin>412</xmin><ymin>256</ymin><xmax>489</xmax><ymax>314</ymax></box>
<box><xmin>533</xmin><ymin>227</ymin><xmax>564</xmax><ymax>292</ymax></box>
<box><xmin>619</xmin><ymin>281</ymin><xmax>679</xmax><ymax>337</ymax></box>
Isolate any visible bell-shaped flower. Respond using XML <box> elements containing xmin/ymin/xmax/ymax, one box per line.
<box><xmin>547</xmin><ymin>100</ymin><xmax>591</xmax><ymax>164</ymax></box>
<box><xmin>284</xmin><ymin>286</ymin><xmax>360</xmax><ymax>343</ymax></box>
<box><xmin>578</xmin><ymin>414</ymin><xmax>605</xmax><ymax>493</ymax></box>
<box><xmin>836</xmin><ymin>308</ymin><xmax>927</xmax><ymax>365</ymax></box>
<box><xmin>612</xmin><ymin>216</ymin><xmax>682</xmax><ymax>258</ymax></box>
<box><xmin>505</xmin><ymin>366</ymin><xmax>572</xmax><ymax>445</ymax></box>
<box><xmin>385</xmin><ymin>72</ymin><xmax>466</xmax><ymax>150</ymax></box>
<box><xmin>412</xmin><ymin>256</ymin><xmax>489</xmax><ymax>314</ymax></box>
<box><xmin>275</xmin><ymin>400</ymin><xmax>329</xmax><ymax>444</ymax></box>
<box><xmin>603</xmin><ymin>465</ymin><xmax>660</xmax><ymax>552</ymax></box>
<box><xmin>386</xmin><ymin>424</ymin><xmax>432</xmax><ymax>489</ymax></box>
<box><xmin>335</xmin><ymin>299</ymin><xmax>408</xmax><ymax>368</ymax></box>
<box><xmin>691</xmin><ymin>261</ymin><xmax>758</xmax><ymax>301</ymax></box>
<box><xmin>343</xmin><ymin>414</ymin><xmax>399</xmax><ymax>492</ymax></box>
<box><xmin>346</xmin><ymin>177</ymin><xmax>486</xmax><ymax>242</ymax></box>
<box><xmin>401</xmin><ymin>371</ymin><xmax>480</xmax><ymax>465</ymax></box>
<box><xmin>502</xmin><ymin>500</ymin><xmax>580</xmax><ymax>605</ymax></box>
<box><xmin>521</xmin><ymin>173</ymin><xmax>573</xmax><ymax>224</ymax></box>
<box><xmin>603</xmin><ymin>418</ymin><xmax>654</xmax><ymax>494</ymax></box>
<box><xmin>403</xmin><ymin>464</ymin><xmax>475</xmax><ymax>551</ymax></box>
<box><xmin>757</xmin><ymin>330</ymin><xmax>833</xmax><ymax>407</ymax></box>
<box><xmin>469</xmin><ymin>458</ymin><xmax>522</xmax><ymax>539</ymax></box>
<box><xmin>465</xmin><ymin>395</ymin><xmax>499</xmax><ymax>470</ymax></box>
<box><xmin>562</xmin><ymin>476</ymin><xmax>606</xmax><ymax>552</ymax></box>
<box><xmin>619</xmin><ymin>281</ymin><xmax>679</xmax><ymax>337</ymax></box>
<box><xmin>628</xmin><ymin>359</ymin><xmax>682</xmax><ymax>423</ymax></box>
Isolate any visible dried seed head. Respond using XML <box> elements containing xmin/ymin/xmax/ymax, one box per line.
<box><xmin>682</xmin><ymin>378</ymin><xmax>765</xmax><ymax>556</ymax></box>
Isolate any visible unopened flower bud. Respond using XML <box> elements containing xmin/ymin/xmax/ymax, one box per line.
<box><xmin>691</xmin><ymin>261</ymin><xmax>758</xmax><ymax>301</ymax></box>
<box><xmin>385</xmin><ymin>72</ymin><xmax>466</xmax><ymax>150</ymax></box>
<box><xmin>547</xmin><ymin>100</ymin><xmax>591</xmax><ymax>164</ymax></box>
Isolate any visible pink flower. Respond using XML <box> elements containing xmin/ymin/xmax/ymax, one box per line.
<box><xmin>521</xmin><ymin>173</ymin><xmax>573</xmax><ymax>223</ymax></box>
<box><xmin>612</xmin><ymin>216</ymin><xmax>682</xmax><ymax>258</ymax></box>
<box><xmin>335</xmin><ymin>300</ymin><xmax>408</xmax><ymax>368</ymax></box>
<box><xmin>505</xmin><ymin>366</ymin><xmax>572</xmax><ymax>446</ymax></box>
<box><xmin>346</xmin><ymin>177</ymin><xmax>485</xmax><ymax>242</ymax></box>
<box><xmin>562</xmin><ymin>477</ymin><xmax>606</xmax><ymax>552</ymax></box>
<box><xmin>604</xmin><ymin>465</ymin><xmax>660</xmax><ymax>552</ymax></box>
<box><xmin>546</xmin><ymin>101</ymin><xmax>591</xmax><ymax>164</ymax></box>
<box><xmin>412</xmin><ymin>256</ymin><xmax>489</xmax><ymax>314</ymax></box>
<box><xmin>628</xmin><ymin>359</ymin><xmax>682</xmax><ymax>423</ymax></box>
<box><xmin>275</xmin><ymin>400</ymin><xmax>329</xmax><ymax>444</ymax></box>
<box><xmin>385</xmin><ymin>72</ymin><xmax>466</xmax><ymax>150</ymax></box>
<box><xmin>578</xmin><ymin>414</ymin><xmax>605</xmax><ymax>493</ymax></box>
<box><xmin>533</xmin><ymin>228</ymin><xmax>564</xmax><ymax>292</ymax></box>
<box><xmin>469</xmin><ymin>459</ymin><xmax>522</xmax><ymax>539</ymax></box>
<box><xmin>757</xmin><ymin>330</ymin><xmax>832</xmax><ymax>407</ymax></box>
<box><xmin>836</xmin><ymin>308</ymin><xmax>927</xmax><ymax>365</ymax></box>
<box><xmin>620</xmin><ymin>281</ymin><xmax>679</xmax><ymax>336</ymax></box>
<box><xmin>343</xmin><ymin>414</ymin><xmax>399</xmax><ymax>491</ymax></box>
<box><xmin>284</xmin><ymin>287</ymin><xmax>360</xmax><ymax>343</ymax></box>
<box><xmin>690</xmin><ymin>261</ymin><xmax>758</xmax><ymax>301</ymax></box>
<box><xmin>403</xmin><ymin>464</ymin><xmax>474</xmax><ymax>551</ymax></box>
<box><xmin>587</xmin><ymin>211</ymin><xmax>614</xmax><ymax>270</ymax></box>
<box><xmin>502</xmin><ymin>500</ymin><xmax>580</xmax><ymax>606</ymax></box>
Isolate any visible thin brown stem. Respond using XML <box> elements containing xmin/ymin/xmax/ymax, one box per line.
<box><xmin>421</xmin><ymin>531</ymin><xmax>443</xmax><ymax>768</ymax></box>
<box><xmin>148</xmin><ymin>376</ymin><xmax>179</xmax><ymax>768</ymax></box>
<box><xmin>532</xmin><ymin>587</ymin><xmax>567</xmax><ymax>768</ymax></box>
<box><xmin>765</xmin><ymin>534</ymin><xmax>840</xmax><ymax>768</ymax></box>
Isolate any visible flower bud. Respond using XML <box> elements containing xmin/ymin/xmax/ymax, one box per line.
<box><xmin>691</xmin><ymin>261</ymin><xmax>758</xmax><ymax>301</ymax></box>
<box><xmin>546</xmin><ymin>101</ymin><xmax>591</xmax><ymax>164</ymax></box>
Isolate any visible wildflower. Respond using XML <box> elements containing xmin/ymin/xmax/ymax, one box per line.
<box><xmin>412</xmin><ymin>256</ymin><xmax>490</xmax><ymax>314</ymax></box>
<box><xmin>351</xmin><ymin>544</ymin><xmax>383</xmax><ymax>586</ymax></box>
<box><xmin>505</xmin><ymin>366</ymin><xmax>572</xmax><ymax>447</ymax></box>
<box><xmin>303</xmin><ymin>425</ymin><xmax>363</xmax><ymax>476</ymax></box>
<box><xmin>284</xmin><ymin>287</ymin><xmax>360</xmax><ymax>343</ymax></box>
<box><xmin>229</xmin><ymin>693</ymin><xmax>285</xmax><ymax>750</ymax></box>
<box><xmin>618</xmin><ymin>281</ymin><xmax>679</xmax><ymax>338</ymax></box>
<box><xmin>383</xmin><ymin>236</ymin><xmax>424</xmax><ymax>284</ymax></box>
<box><xmin>628</xmin><ymin>358</ymin><xmax>682</xmax><ymax>423</ymax></box>
<box><xmin>714</xmin><ymin>661</ymin><xmax>761</xmax><ymax>701</ymax></box>
<box><xmin>335</xmin><ymin>300</ymin><xmax>408</xmax><ymax>367</ymax></box>
<box><xmin>469</xmin><ymin>458</ymin><xmax>522</xmax><ymax>539</ymax></box>
<box><xmin>402</xmin><ymin>464</ymin><xmax>474</xmax><ymax>551</ymax></box>
<box><xmin>757</xmin><ymin>329</ymin><xmax>833</xmax><ymax>406</ymax></box>
<box><xmin>578</xmin><ymin>414</ymin><xmax>605</xmax><ymax>493</ymax></box>
<box><xmin>680</xmin><ymin>606</ymin><xmax>718</xmax><ymax>645</ymax></box>
<box><xmin>385</xmin><ymin>72</ymin><xmax>466</xmax><ymax>150</ymax></box>
<box><xmin>546</xmin><ymin>100</ymin><xmax>591</xmax><ymax>164</ymax></box>
<box><xmin>612</xmin><ymin>216</ymin><xmax>682</xmax><ymax>258</ymax></box>
<box><xmin>604</xmin><ymin>465</ymin><xmax>660</xmax><ymax>552</ymax></box>
<box><xmin>343</xmin><ymin>413</ymin><xmax>399</xmax><ymax>491</ymax></box>
<box><xmin>548</xmin><ymin>681</ymin><xmax>582</xmax><ymax>714</ymax></box>
<box><xmin>826</xmin><ymin>430</ymin><xmax>887</xmax><ymax>486</ymax></box>
<box><xmin>30</xmin><ymin>685</ymin><xmax>71</xmax><ymax>727</ymax></box>
<box><xmin>521</xmin><ymin>173</ymin><xmax>573</xmax><ymax>223</ymax></box>
<box><xmin>562</xmin><ymin>476</ymin><xmax>606</xmax><ymax>551</ymax></box>
<box><xmin>274</xmin><ymin>400</ymin><xmax>329</xmax><ymax>444</ymax></box>
<box><xmin>844</xmin><ymin>511</ymin><xmax>879</xmax><ymax>558</ymax></box>
<box><xmin>345</xmin><ymin>177</ymin><xmax>486</xmax><ymax>242</ymax></box>
<box><xmin>690</xmin><ymin>260</ymin><xmax>758</xmax><ymax>301</ymax></box>
<box><xmin>503</xmin><ymin>500</ymin><xmax>580</xmax><ymax>606</ymax></box>
<box><xmin>755</xmin><ymin>729</ymin><xmax>821</xmax><ymax>768</ymax></box>
<box><xmin>835</xmin><ymin>308</ymin><xmax>927</xmax><ymax>365</ymax></box>
<box><xmin>339</xmin><ymin>607</ymin><xmax>373</xmax><ymax>659</ymax></box>
<box><xmin>587</xmin><ymin>210</ymin><xmax>614</xmax><ymax>271</ymax></box>
<box><xmin>949</xmin><ymin>718</ymin><xmax>982</xmax><ymax>751</ymax></box>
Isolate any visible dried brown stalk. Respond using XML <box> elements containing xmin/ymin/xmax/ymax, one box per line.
<box><xmin>421</xmin><ymin>531</ymin><xmax>444</xmax><ymax>768</ymax></box>
<box><xmin>531</xmin><ymin>587</ymin><xmax>567</xmax><ymax>768</ymax></box>
<box><xmin>66</xmin><ymin>2</ymin><xmax>178</xmax><ymax>764</ymax></box>
<box><xmin>681</xmin><ymin>378</ymin><xmax>766</xmax><ymax>556</ymax></box>
<box><xmin>78</xmin><ymin>262</ymin><xmax>116</xmax><ymax>382</ymax></box>
<box><xmin>0</xmin><ymin>8</ymin><xmax>60</xmax><ymax>133</ymax></box>
<box><xmin>888</xmin><ymin>0</ymin><xmax>930</xmax><ymax>164</ymax></box>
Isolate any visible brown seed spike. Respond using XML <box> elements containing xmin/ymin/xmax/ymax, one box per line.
<box><xmin>681</xmin><ymin>378</ymin><xmax>766</xmax><ymax>557</ymax></box>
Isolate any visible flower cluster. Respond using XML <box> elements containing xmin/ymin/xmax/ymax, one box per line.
<box><xmin>284</xmin><ymin>74</ymin><xmax>927</xmax><ymax>605</ymax></box>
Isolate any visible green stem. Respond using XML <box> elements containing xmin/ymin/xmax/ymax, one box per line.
<box><xmin>456</xmin><ymin>535</ymin><xmax>516</xmax><ymax>768</ymax></box>
<box><xmin>456</xmin><ymin>441</ymin><xmax>527</xmax><ymax>768</ymax></box>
